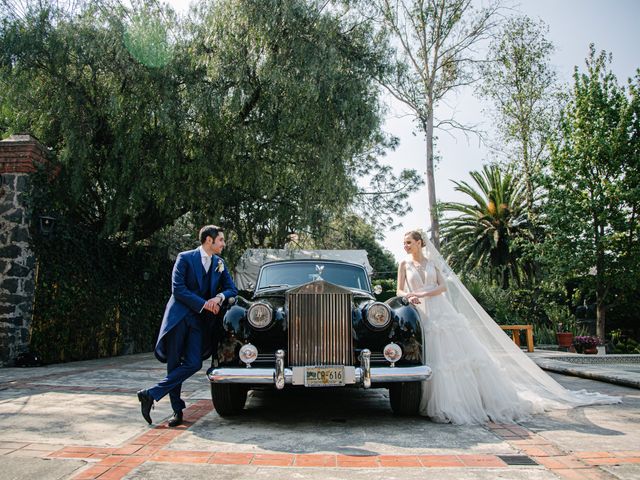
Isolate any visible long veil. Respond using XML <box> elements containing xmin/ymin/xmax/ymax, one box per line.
<box><xmin>423</xmin><ymin>238</ymin><xmax>621</xmax><ymax>409</ymax></box>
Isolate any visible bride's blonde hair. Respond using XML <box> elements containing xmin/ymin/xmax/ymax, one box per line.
<box><xmin>405</xmin><ymin>230</ymin><xmax>426</xmax><ymax>248</ymax></box>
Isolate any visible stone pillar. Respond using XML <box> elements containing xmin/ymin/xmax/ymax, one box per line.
<box><xmin>0</xmin><ymin>134</ymin><xmax>48</xmax><ymax>366</ymax></box>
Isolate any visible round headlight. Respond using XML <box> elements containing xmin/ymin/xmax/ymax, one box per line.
<box><xmin>383</xmin><ymin>342</ymin><xmax>403</xmax><ymax>365</ymax></box>
<box><xmin>239</xmin><ymin>343</ymin><xmax>258</xmax><ymax>365</ymax></box>
<box><xmin>247</xmin><ymin>303</ymin><xmax>273</xmax><ymax>329</ymax></box>
<box><xmin>366</xmin><ymin>302</ymin><xmax>391</xmax><ymax>329</ymax></box>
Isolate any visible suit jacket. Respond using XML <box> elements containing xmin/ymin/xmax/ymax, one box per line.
<box><xmin>154</xmin><ymin>248</ymin><xmax>238</xmax><ymax>363</ymax></box>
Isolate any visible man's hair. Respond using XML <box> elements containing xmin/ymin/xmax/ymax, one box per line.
<box><xmin>199</xmin><ymin>225</ymin><xmax>224</xmax><ymax>244</ymax></box>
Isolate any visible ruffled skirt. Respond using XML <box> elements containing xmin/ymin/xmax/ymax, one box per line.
<box><xmin>418</xmin><ymin>294</ymin><xmax>535</xmax><ymax>424</ymax></box>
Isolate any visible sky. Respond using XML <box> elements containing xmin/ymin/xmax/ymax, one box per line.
<box><xmin>165</xmin><ymin>0</ymin><xmax>640</xmax><ymax>262</ymax></box>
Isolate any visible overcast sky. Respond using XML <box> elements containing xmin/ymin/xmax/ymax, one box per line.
<box><xmin>166</xmin><ymin>0</ymin><xmax>640</xmax><ymax>263</ymax></box>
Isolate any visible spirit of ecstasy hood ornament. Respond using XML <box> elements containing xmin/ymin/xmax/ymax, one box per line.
<box><xmin>315</xmin><ymin>264</ymin><xmax>325</xmax><ymax>280</ymax></box>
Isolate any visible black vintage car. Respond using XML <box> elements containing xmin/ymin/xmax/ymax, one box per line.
<box><xmin>207</xmin><ymin>259</ymin><xmax>432</xmax><ymax>416</ymax></box>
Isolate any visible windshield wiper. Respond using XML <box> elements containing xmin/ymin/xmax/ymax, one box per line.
<box><xmin>261</xmin><ymin>284</ymin><xmax>290</xmax><ymax>289</ymax></box>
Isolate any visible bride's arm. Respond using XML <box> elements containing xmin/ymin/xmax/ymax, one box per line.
<box><xmin>396</xmin><ymin>260</ymin><xmax>410</xmax><ymax>296</ymax></box>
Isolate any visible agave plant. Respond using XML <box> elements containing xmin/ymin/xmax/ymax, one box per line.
<box><xmin>440</xmin><ymin>164</ymin><xmax>535</xmax><ymax>288</ymax></box>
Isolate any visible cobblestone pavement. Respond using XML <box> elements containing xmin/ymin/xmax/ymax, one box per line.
<box><xmin>0</xmin><ymin>353</ymin><xmax>638</xmax><ymax>480</ymax></box>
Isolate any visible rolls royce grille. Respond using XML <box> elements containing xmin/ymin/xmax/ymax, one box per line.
<box><xmin>287</xmin><ymin>291</ymin><xmax>353</xmax><ymax>366</ymax></box>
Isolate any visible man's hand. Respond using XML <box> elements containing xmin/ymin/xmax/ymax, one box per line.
<box><xmin>204</xmin><ymin>296</ymin><xmax>223</xmax><ymax>315</ymax></box>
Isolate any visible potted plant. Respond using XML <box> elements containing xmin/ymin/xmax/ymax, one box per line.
<box><xmin>555</xmin><ymin>323</ymin><xmax>574</xmax><ymax>349</ymax></box>
<box><xmin>573</xmin><ymin>335</ymin><xmax>600</xmax><ymax>354</ymax></box>
<box><xmin>546</xmin><ymin>305</ymin><xmax>583</xmax><ymax>351</ymax></box>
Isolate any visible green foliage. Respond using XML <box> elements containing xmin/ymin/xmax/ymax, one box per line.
<box><xmin>186</xmin><ymin>0</ymin><xmax>420</xmax><ymax>249</ymax></box>
<box><xmin>30</xmin><ymin>223</ymin><xmax>172</xmax><ymax>363</ymax></box>
<box><xmin>609</xmin><ymin>330</ymin><xmax>640</xmax><ymax>354</ymax></box>
<box><xmin>440</xmin><ymin>164</ymin><xmax>536</xmax><ymax>288</ymax></box>
<box><xmin>1</xmin><ymin>1</ymin><xmax>193</xmax><ymax>241</ymax></box>
<box><xmin>533</xmin><ymin>323</ymin><xmax>557</xmax><ymax>346</ymax></box>
<box><xmin>372</xmin><ymin>278</ymin><xmax>397</xmax><ymax>302</ymax></box>
<box><xmin>465</xmin><ymin>278</ymin><xmax>515</xmax><ymax>325</ymax></box>
<box><xmin>478</xmin><ymin>15</ymin><xmax>561</xmax><ymax>216</ymax></box>
<box><xmin>0</xmin><ymin>0</ymin><xmax>420</xmax><ymax>249</ymax></box>
<box><xmin>544</xmin><ymin>46</ymin><xmax>640</xmax><ymax>339</ymax></box>
<box><xmin>465</xmin><ymin>276</ymin><xmax>590</xmax><ymax>345</ymax></box>
<box><xmin>123</xmin><ymin>8</ymin><xmax>174</xmax><ymax>68</ymax></box>
<box><xmin>303</xmin><ymin>214</ymin><xmax>397</xmax><ymax>279</ymax></box>
<box><xmin>544</xmin><ymin>304</ymin><xmax>587</xmax><ymax>336</ymax></box>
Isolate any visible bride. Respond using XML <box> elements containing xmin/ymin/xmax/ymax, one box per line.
<box><xmin>397</xmin><ymin>230</ymin><xmax>621</xmax><ymax>424</ymax></box>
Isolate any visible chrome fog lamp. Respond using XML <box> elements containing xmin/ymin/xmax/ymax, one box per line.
<box><xmin>247</xmin><ymin>303</ymin><xmax>273</xmax><ymax>329</ymax></box>
<box><xmin>383</xmin><ymin>342</ymin><xmax>402</xmax><ymax>367</ymax></box>
<box><xmin>366</xmin><ymin>302</ymin><xmax>391</xmax><ymax>329</ymax></box>
<box><xmin>239</xmin><ymin>343</ymin><xmax>258</xmax><ymax>367</ymax></box>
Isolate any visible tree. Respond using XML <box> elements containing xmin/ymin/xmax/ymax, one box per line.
<box><xmin>356</xmin><ymin>0</ymin><xmax>501</xmax><ymax>249</ymax></box>
<box><xmin>1</xmin><ymin>1</ymin><xmax>192</xmax><ymax>240</ymax></box>
<box><xmin>478</xmin><ymin>15</ymin><xmax>561</xmax><ymax>219</ymax></box>
<box><xmin>306</xmin><ymin>214</ymin><xmax>398</xmax><ymax>279</ymax></box>
<box><xmin>545</xmin><ymin>46</ymin><xmax>640</xmax><ymax>341</ymax></box>
<box><xmin>440</xmin><ymin>164</ymin><xmax>534</xmax><ymax>288</ymax></box>
<box><xmin>0</xmin><ymin>0</ymin><xmax>421</xmax><ymax>251</ymax></box>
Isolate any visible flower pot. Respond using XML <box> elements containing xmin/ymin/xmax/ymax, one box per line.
<box><xmin>584</xmin><ymin>347</ymin><xmax>597</xmax><ymax>354</ymax></box>
<box><xmin>556</xmin><ymin>332</ymin><xmax>573</xmax><ymax>348</ymax></box>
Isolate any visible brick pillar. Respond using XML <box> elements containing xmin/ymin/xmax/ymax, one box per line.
<box><xmin>0</xmin><ymin>134</ymin><xmax>48</xmax><ymax>366</ymax></box>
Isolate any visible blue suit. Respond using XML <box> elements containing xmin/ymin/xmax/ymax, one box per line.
<box><xmin>149</xmin><ymin>248</ymin><xmax>237</xmax><ymax>412</ymax></box>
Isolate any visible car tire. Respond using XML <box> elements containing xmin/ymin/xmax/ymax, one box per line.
<box><xmin>211</xmin><ymin>383</ymin><xmax>248</xmax><ymax>416</ymax></box>
<box><xmin>389</xmin><ymin>381</ymin><xmax>422</xmax><ymax>416</ymax></box>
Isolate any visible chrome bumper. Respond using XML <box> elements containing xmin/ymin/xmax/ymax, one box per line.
<box><xmin>207</xmin><ymin>349</ymin><xmax>432</xmax><ymax>388</ymax></box>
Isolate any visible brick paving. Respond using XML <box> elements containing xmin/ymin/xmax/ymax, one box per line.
<box><xmin>0</xmin><ymin>398</ymin><xmax>635</xmax><ymax>479</ymax></box>
<box><xmin>1</xmin><ymin>353</ymin><xmax>637</xmax><ymax>479</ymax></box>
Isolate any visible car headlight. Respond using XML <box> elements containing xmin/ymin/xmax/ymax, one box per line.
<box><xmin>247</xmin><ymin>302</ymin><xmax>273</xmax><ymax>329</ymax></box>
<box><xmin>366</xmin><ymin>302</ymin><xmax>391</xmax><ymax>329</ymax></box>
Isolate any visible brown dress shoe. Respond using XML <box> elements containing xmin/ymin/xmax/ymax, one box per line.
<box><xmin>168</xmin><ymin>411</ymin><xmax>183</xmax><ymax>427</ymax></box>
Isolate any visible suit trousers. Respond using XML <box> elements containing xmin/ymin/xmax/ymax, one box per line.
<box><xmin>148</xmin><ymin>312</ymin><xmax>203</xmax><ymax>413</ymax></box>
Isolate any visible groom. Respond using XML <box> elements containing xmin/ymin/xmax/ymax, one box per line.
<box><xmin>137</xmin><ymin>225</ymin><xmax>237</xmax><ymax>426</ymax></box>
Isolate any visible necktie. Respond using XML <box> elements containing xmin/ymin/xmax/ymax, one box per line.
<box><xmin>203</xmin><ymin>256</ymin><xmax>211</xmax><ymax>273</ymax></box>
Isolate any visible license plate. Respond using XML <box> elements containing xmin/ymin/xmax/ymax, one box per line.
<box><xmin>304</xmin><ymin>366</ymin><xmax>345</xmax><ymax>387</ymax></box>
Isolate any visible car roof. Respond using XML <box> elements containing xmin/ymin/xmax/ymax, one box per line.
<box><xmin>260</xmin><ymin>258</ymin><xmax>365</xmax><ymax>268</ymax></box>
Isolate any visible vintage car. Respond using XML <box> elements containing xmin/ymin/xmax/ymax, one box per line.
<box><xmin>207</xmin><ymin>257</ymin><xmax>432</xmax><ymax>416</ymax></box>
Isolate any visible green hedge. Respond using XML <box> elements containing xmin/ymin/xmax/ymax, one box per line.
<box><xmin>30</xmin><ymin>229</ymin><xmax>172</xmax><ymax>364</ymax></box>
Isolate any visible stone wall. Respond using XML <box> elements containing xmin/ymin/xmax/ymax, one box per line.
<box><xmin>0</xmin><ymin>135</ymin><xmax>48</xmax><ymax>366</ymax></box>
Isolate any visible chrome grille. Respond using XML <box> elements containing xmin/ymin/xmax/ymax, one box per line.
<box><xmin>287</xmin><ymin>290</ymin><xmax>353</xmax><ymax>366</ymax></box>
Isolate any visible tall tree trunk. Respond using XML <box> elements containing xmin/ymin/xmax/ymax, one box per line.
<box><xmin>424</xmin><ymin>114</ymin><xmax>440</xmax><ymax>249</ymax></box>
<box><xmin>596</xmin><ymin>290</ymin><xmax>606</xmax><ymax>341</ymax></box>
<box><xmin>594</xmin><ymin>219</ymin><xmax>606</xmax><ymax>340</ymax></box>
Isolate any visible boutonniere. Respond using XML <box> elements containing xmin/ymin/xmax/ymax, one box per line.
<box><xmin>216</xmin><ymin>259</ymin><xmax>224</xmax><ymax>273</ymax></box>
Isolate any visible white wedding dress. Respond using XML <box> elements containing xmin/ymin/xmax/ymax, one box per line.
<box><xmin>402</xmin><ymin>242</ymin><xmax>621</xmax><ymax>425</ymax></box>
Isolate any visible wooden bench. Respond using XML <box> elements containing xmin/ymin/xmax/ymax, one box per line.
<box><xmin>500</xmin><ymin>325</ymin><xmax>534</xmax><ymax>352</ymax></box>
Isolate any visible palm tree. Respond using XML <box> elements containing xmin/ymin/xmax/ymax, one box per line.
<box><xmin>440</xmin><ymin>164</ymin><xmax>535</xmax><ymax>288</ymax></box>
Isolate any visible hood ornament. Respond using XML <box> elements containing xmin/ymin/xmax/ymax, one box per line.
<box><xmin>315</xmin><ymin>264</ymin><xmax>325</xmax><ymax>280</ymax></box>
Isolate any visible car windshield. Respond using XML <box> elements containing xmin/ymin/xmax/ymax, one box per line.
<box><xmin>257</xmin><ymin>262</ymin><xmax>370</xmax><ymax>291</ymax></box>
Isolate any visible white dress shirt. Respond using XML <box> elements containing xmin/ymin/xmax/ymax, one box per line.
<box><xmin>197</xmin><ymin>245</ymin><xmax>224</xmax><ymax>302</ymax></box>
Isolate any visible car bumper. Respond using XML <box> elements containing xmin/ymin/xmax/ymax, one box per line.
<box><xmin>207</xmin><ymin>364</ymin><xmax>432</xmax><ymax>388</ymax></box>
